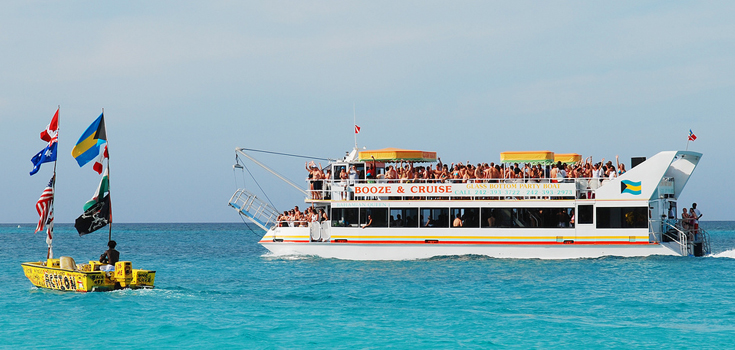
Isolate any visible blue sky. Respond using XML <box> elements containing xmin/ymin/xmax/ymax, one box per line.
<box><xmin>2</xmin><ymin>1</ymin><xmax>734</xmax><ymax>223</ymax></box>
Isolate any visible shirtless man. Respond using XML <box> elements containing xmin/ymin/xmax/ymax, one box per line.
<box><xmin>99</xmin><ymin>240</ymin><xmax>120</xmax><ymax>266</ymax></box>
<box><xmin>453</xmin><ymin>214</ymin><xmax>463</xmax><ymax>227</ymax></box>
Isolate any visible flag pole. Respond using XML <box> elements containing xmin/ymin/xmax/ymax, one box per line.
<box><xmin>353</xmin><ymin>103</ymin><xmax>357</xmax><ymax>150</ymax></box>
<box><xmin>48</xmin><ymin>105</ymin><xmax>59</xmax><ymax>259</ymax></box>
<box><xmin>103</xmin><ymin>108</ymin><xmax>112</xmax><ymax>243</ymax></box>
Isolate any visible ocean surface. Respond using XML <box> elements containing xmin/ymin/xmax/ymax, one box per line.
<box><xmin>1</xmin><ymin>222</ymin><xmax>734</xmax><ymax>349</ymax></box>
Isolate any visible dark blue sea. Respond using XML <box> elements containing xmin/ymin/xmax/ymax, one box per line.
<box><xmin>1</xmin><ymin>222</ymin><xmax>734</xmax><ymax>349</ymax></box>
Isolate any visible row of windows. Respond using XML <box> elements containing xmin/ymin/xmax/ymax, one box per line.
<box><xmin>331</xmin><ymin>207</ymin><xmax>575</xmax><ymax>229</ymax></box>
<box><xmin>330</xmin><ymin>206</ymin><xmax>649</xmax><ymax>229</ymax></box>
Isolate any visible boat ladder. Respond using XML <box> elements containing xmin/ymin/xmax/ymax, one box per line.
<box><xmin>660</xmin><ymin>221</ymin><xmax>711</xmax><ymax>256</ymax></box>
<box><xmin>229</xmin><ymin>188</ymin><xmax>280</xmax><ymax>231</ymax></box>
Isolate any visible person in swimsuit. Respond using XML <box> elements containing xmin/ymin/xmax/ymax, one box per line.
<box><xmin>99</xmin><ymin>240</ymin><xmax>120</xmax><ymax>268</ymax></box>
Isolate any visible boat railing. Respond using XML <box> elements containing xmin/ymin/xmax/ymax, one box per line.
<box><xmin>666</xmin><ymin>218</ymin><xmax>711</xmax><ymax>256</ymax></box>
<box><xmin>305</xmin><ymin>177</ymin><xmax>608</xmax><ymax>201</ymax></box>
<box><xmin>657</xmin><ymin>219</ymin><xmax>690</xmax><ymax>256</ymax></box>
<box><xmin>700</xmin><ymin>226</ymin><xmax>712</xmax><ymax>256</ymax></box>
<box><xmin>229</xmin><ymin>188</ymin><xmax>280</xmax><ymax>231</ymax></box>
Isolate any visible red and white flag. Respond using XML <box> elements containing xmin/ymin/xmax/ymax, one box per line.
<box><xmin>93</xmin><ymin>144</ymin><xmax>109</xmax><ymax>174</ymax></box>
<box><xmin>40</xmin><ymin>108</ymin><xmax>59</xmax><ymax>144</ymax></box>
<box><xmin>688</xmin><ymin>129</ymin><xmax>697</xmax><ymax>141</ymax></box>
<box><xmin>35</xmin><ymin>176</ymin><xmax>55</xmax><ymax>233</ymax></box>
<box><xmin>354</xmin><ymin>125</ymin><xmax>361</xmax><ymax>134</ymax></box>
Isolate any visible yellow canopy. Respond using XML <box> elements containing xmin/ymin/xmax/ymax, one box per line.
<box><xmin>358</xmin><ymin>148</ymin><xmax>437</xmax><ymax>162</ymax></box>
<box><xmin>554</xmin><ymin>153</ymin><xmax>582</xmax><ymax>164</ymax></box>
<box><xmin>500</xmin><ymin>151</ymin><xmax>554</xmax><ymax>164</ymax></box>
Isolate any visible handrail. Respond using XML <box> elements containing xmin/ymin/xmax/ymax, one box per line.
<box><xmin>659</xmin><ymin>219</ymin><xmax>690</xmax><ymax>256</ymax></box>
<box><xmin>700</xmin><ymin>227</ymin><xmax>712</xmax><ymax>255</ymax></box>
<box><xmin>228</xmin><ymin>188</ymin><xmax>280</xmax><ymax>231</ymax></box>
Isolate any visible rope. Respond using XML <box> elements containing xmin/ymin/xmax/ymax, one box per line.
<box><xmin>237</xmin><ymin>211</ymin><xmax>265</xmax><ymax>237</ymax></box>
<box><xmin>242</xmin><ymin>162</ymin><xmax>277</xmax><ymax>211</ymax></box>
<box><xmin>239</xmin><ymin>147</ymin><xmax>331</xmax><ymax>161</ymax></box>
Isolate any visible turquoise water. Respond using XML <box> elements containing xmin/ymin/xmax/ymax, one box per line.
<box><xmin>2</xmin><ymin>222</ymin><xmax>735</xmax><ymax>349</ymax></box>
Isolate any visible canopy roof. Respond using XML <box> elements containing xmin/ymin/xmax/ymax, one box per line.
<box><xmin>554</xmin><ymin>153</ymin><xmax>582</xmax><ymax>164</ymax></box>
<box><xmin>358</xmin><ymin>148</ymin><xmax>437</xmax><ymax>162</ymax></box>
<box><xmin>500</xmin><ymin>151</ymin><xmax>554</xmax><ymax>164</ymax></box>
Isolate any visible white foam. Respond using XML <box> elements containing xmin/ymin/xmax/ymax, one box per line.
<box><xmin>711</xmin><ymin>249</ymin><xmax>735</xmax><ymax>258</ymax></box>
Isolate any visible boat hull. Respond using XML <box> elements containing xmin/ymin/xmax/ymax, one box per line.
<box><xmin>21</xmin><ymin>260</ymin><xmax>155</xmax><ymax>292</ymax></box>
<box><xmin>260</xmin><ymin>241</ymin><xmax>681</xmax><ymax>260</ymax></box>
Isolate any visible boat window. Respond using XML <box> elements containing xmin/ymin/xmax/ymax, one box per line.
<box><xmin>450</xmin><ymin>208</ymin><xmax>480</xmax><ymax>228</ymax></box>
<box><xmin>390</xmin><ymin>208</ymin><xmax>419</xmax><ymax>228</ymax></box>
<box><xmin>481</xmin><ymin>208</ymin><xmax>499</xmax><ymax>228</ymax></box>
<box><xmin>331</xmin><ymin>208</ymin><xmax>359</xmax><ymax>227</ymax></box>
<box><xmin>578</xmin><ymin>205</ymin><xmax>593</xmax><ymax>224</ymax></box>
<box><xmin>481</xmin><ymin>208</ymin><xmax>574</xmax><ymax>228</ymax></box>
<box><xmin>360</xmin><ymin>208</ymin><xmax>388</xmax><ymax>227</ymax></box>
<box><xmin>596</xmin><ymin>207</ymin><xmax>648</xmax><ymax>229</ymax></box>
<box><xmin>420</xmin><ymin>208</ymin><xmax>449</xmax><ymax>228</ymax></box>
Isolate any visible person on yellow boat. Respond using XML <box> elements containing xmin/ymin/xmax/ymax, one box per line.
<box><xmin>99</xmin><ymin>240</ymin><xmax>119</xmax><ymax>271</ymax></box>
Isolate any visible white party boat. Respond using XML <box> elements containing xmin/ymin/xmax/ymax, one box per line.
<box><xmin>229</xmin><ymin>147</ymin><xmax>709</xmax><ymax>260</ymax></box>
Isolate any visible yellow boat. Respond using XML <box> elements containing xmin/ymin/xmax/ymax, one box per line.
<box><xmin>23</xmin><ymin>110</ymin><xmax>156</xmax><ymax>292</ymax></box>
<box><xmin>22</xmin><ymin>257</ymin><xmax>155</xmax><ymax>292</ymax></box>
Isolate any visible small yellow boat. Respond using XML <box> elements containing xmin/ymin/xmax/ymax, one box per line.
<box><xmin>23</xmin><ymin>111</ymin><xmax>157</xmax><ymax>292</ymax></box>
<box><xmin>21</xmin><ymin>257</ymin><xmax>155</xmax><ymax>292</ymax></box>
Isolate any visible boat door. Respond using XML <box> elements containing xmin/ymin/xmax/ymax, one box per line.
<box><xmin>648</xmin><ymin>199</ymin><xmax>665</xmax><ymax>242</ymax></box>
<box><xmin>574</xmin><ymin>203</ymin><xmax>594</xmax><ymax>241</ymax></box>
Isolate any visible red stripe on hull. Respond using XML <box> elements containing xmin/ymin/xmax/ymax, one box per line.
<box><xmin>262</xmin><ymin>240</ymin><xmax>655</xmax><ymax>246</ymax></box>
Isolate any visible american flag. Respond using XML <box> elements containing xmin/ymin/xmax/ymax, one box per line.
<box><xmin>35</xmin><ymin>176</ymin><xmax>55</xmax><ymax>233</ymax></box>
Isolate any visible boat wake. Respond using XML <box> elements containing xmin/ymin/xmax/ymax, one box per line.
<box><xmin>711</xmin><ymin>249</ymin><xmax>735</xmax><ymax>259</ymax></box>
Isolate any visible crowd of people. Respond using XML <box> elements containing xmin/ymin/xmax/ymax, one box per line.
<box><xmin>311</xmin><ymin>156</ymin><xmax>626</xmax><ymax>185</ymax></box>
<box><xmin>367</xmin><ymin>156</ymin><xmax>626</xmax><ymax>183</ymax></box>
<box><xmin>305</xmin><ymin>155</ymin><xmax>628</xmax><ymax>200</ymax></box>
<box><xmin>276</xmin><ymin>205</ymin><xmax>329</xmax><ymax>227</ymax></box>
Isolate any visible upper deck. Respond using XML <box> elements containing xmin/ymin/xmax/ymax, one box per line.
<box><xmin>306</xmin><ymin>149</ymin><xmax>702</xmax><ymax>204</ymax></box>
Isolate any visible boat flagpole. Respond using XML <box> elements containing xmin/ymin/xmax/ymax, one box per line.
<box><xmin>353</xmin><ymin>103</ymin><xmax>357</xmax><ymax>150</ymax></box>
<box><xmin>47</xmin><ymin>105</ymin><xmax>59</xmax><ymax>259</ymax></box>
<box><xmin>104</xmin><ymin>108</ymin><xmax>112</xmax><ymax>243</ymax></box>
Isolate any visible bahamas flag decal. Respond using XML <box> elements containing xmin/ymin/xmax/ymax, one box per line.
<box><xmin>621</xmin><ymin>180</ymin><xmax>642</xmax><ymax>195</ymax></box>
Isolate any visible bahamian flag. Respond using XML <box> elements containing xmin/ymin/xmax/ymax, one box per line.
<box><xmin>72</xmin><ymin>113</ymin><xmax>107</xmax><ymax>167</ymax></box>
<box><xmin>30</xmin><ymin>142</ymin><xmax>58</xmax><ymax>176</ymax></box>
<box><xmin>621</xmin><ymin>180</ymin><xmax>642</xmax><ymax>195</ymax></box>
